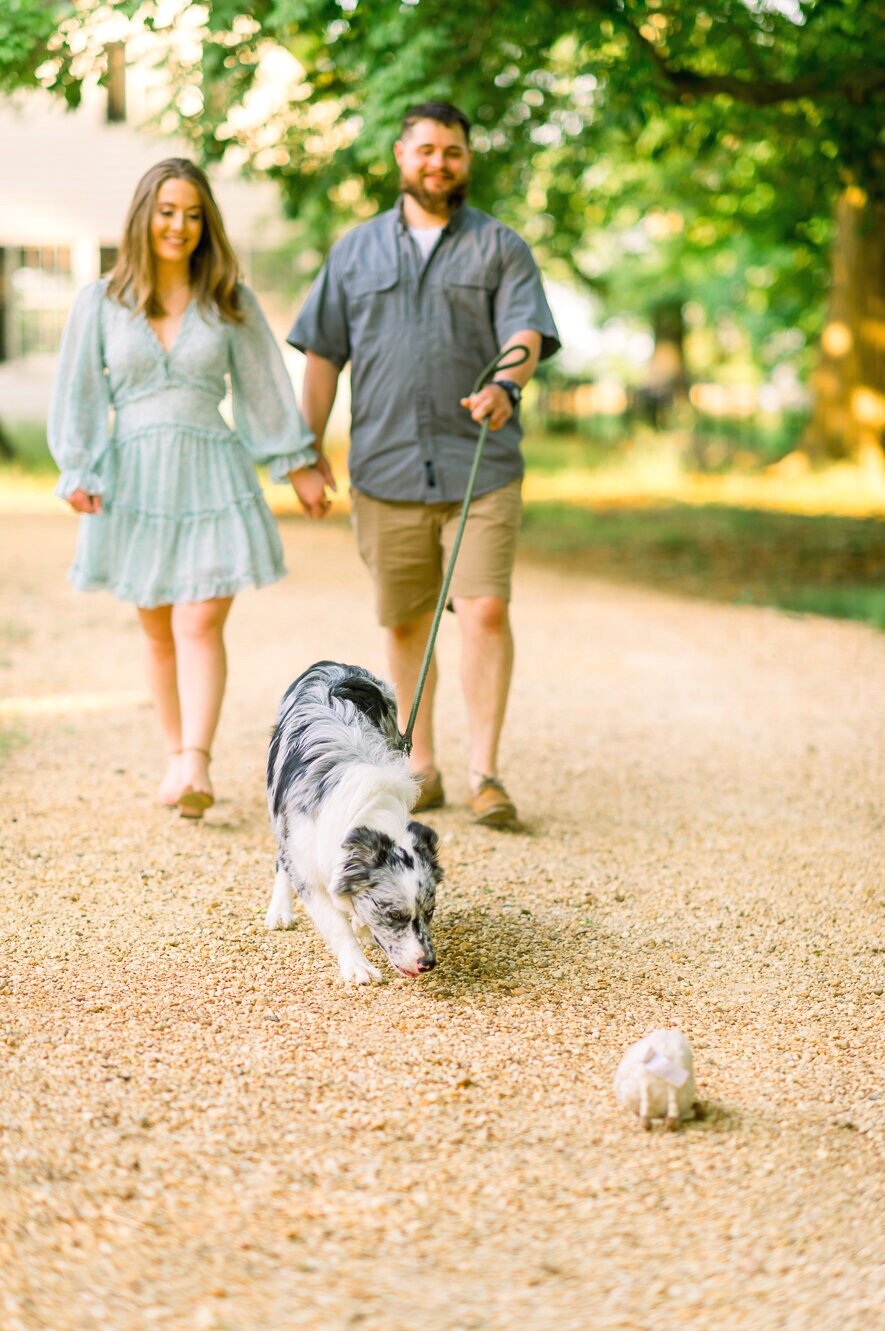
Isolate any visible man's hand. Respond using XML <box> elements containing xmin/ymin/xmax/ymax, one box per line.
<box><xmin>460</xmin><ymin>382</ymin><xmax>513</xmax><ymax>431</ymax></box>
<box><xmin>313</xmin><ymin>451</ymin><xmax>338</xmax><ymax>493</ymax></box>
<box><xmin>288</xmin><ymin>465</ymin><xmax>333</xmax><ymax>519</ymax></box>
<box><xmin>66</xmin><ymin>489</ymin><xmax>103</xmax><ymax>515</ymax></box>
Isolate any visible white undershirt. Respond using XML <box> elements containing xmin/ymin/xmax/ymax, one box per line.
<box><xmin>410</xmin><ymin>225</ymin><xmax>444</xmax><ymax>262</ymax></box>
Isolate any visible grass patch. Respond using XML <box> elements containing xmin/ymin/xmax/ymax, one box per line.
<box><xmin>761</xmin><ymin>585</ymin><xmax>885</xmax><ymax>630</ymax></box>
<box><xmin>0</xmin><ymin>422</ymin><xmax>54</xmax><ymax>474</ymax></box>
<box><xmin>0</xmin><ymin>620</ymin><xmax>32</xmax><ymax>646</ymax></box>
<box><xmin>0</xmin><ymin>723</ymin><xmax>27</xmax><ymax>761</ymax></box>
<box><xmin>521</xmin><ymin>430</ymin><xmax>624</xmax><ymax>473</ymax></box>
<box><xmin>0</xmin><ymin>620</ymin><xmax>32</xmax><ymax>670</ymax></box>
<box><xmin>520</xmin><ymin>501</ymin><xmax>885</xmax><ymax>629</ymax></box>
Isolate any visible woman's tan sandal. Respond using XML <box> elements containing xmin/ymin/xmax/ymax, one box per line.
<box><xmin>177</xmin><ymin>748</ymin><xmax>214</xmax><ymax>820</ymax></box>
<box><xmin>178</xmin><ymin>789</ymin><xmax>215</xmax><ymax>819</ymax></box>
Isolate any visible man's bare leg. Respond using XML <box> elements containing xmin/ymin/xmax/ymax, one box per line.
<box><xmin>453</xmin><ymin>595</ymin><xmax>513</xmax><ymax>789</ymax></box>
<box><xmin>386</xmin><ymin>610</ymin><xmax>437</xmax><ymax>775</ymax></box>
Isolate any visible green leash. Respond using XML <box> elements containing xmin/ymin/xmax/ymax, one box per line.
<box><xmin>397</xmin><ymin>343</ymin><xmax>530</xmax><ymax>756</ymax></box>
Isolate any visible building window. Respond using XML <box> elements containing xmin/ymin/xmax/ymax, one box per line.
<box><xmin>7</xmin><ymin>247</ymin><xmax>75</xmax><ymax>358</ymax></box>
<box><xmin>106</xmin><ymin>43</ymin><xmax>127</xmax><ymax>123</ymax></box>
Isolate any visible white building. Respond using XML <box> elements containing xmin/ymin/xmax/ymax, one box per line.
<box><xmin>0</xmin><ymin>55</ymin><xmax>301</xmax><ymax>420</ymax></box>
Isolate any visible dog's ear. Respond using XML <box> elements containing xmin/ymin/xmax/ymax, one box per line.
<box><xmin>408</xmin><ymin>821</ymin><xmax>443</xmax><ymax>880</ymax></box>
<box><xmin>343</xmin><ymin>825</ymin><xmax>395</xmax><ymax>863</ymax></box>
<box><xmin>408</xmin><ymin>820</ymin><xmax>439</xmax><ymax>856</ymax></box>
<box><xmin>332</xmin><ymin>826</ymin><xmax>395</xmax><ymax>895</ymax></box>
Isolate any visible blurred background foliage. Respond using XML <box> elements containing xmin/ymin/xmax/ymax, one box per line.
<box><xmin>4</xmin><ymin>0</ymin><xmax>882</xmax><ymax>466</ymax></box>
<box><xmin>2</xmin><ymin>5</ymin><xmax>881</xmax><ymax>418</ymax></box>
<box><xmin>2</xmin><ymin>0</ymin><xmax>883</xmax><ymax>623</ymax></box>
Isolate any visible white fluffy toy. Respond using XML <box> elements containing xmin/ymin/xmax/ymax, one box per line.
<box><xmin>614</xmin><ymin>1028</ymin><xmax>697</xmax><ymax>1130</ymax></box>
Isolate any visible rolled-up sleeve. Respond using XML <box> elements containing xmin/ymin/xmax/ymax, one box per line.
<box><xmin>494</xmin><ymin>234</ymin><xmax>561</xmax><ymax>362</ymax></box>
<box><xmin>230</xmin><ymin>286</ymin><xmax>317</xmax><ymax>482</ymax></box>
<box><xmin>48</xmin><ymin>282</ymin><xmax>112</xmax><ymax>500</ymax></box>
<box><xmin>286</xmin><ymin>252</ymin><xmax>351</xmax><ymax>367</ymax></box>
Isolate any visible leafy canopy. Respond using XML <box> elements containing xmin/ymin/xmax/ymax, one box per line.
<box><xmin>4</xmin><ymin>1</ymin><xmax>883</xmax><ymax>368</ymax></box>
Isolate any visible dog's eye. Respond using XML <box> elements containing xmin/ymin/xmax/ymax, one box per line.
<box><xmin>387</xmin><ymin>911</ymin><xmax>411</xmax><ymax>927</ymax></box>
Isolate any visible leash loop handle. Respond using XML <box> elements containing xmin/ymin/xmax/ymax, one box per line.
<box><xmin>398</xmin><ymin>343</ymin><xmax>531</xmax><ymax>755</ymax></box>
<box><xmin>469</xmin><ymin>342</ymin><xmax>529</xmax><ymax>395</ymax></box>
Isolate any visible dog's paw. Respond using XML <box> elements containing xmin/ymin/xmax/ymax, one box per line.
<box><xmin>264</xmin><ymin>904</ymin><xmax>296</xmax><ymax>930</ymax></box>
<box><xmin>339</xmin><ymin>954</ymin><xmax>383</xmax><ymax>985</ymax></box>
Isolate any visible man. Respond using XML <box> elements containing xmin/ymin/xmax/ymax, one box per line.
<box><xmin>288</xmin><ymin>100</ymin><xmax>560</xmax><ymax>827</ymax></box>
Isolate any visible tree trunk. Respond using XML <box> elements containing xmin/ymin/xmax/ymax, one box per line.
<box><xmin>637</xmin><ymin>299</ymin><xmax>688</xmax><ymax>430</ymax></box>
<box><xmin>805</xmin><ymin>190</ymin><xmax>885</xmax><ymax>468</ymax></box>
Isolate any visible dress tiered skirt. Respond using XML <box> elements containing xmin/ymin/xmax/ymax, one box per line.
<box><xmin>71</xmin><ymin>420</ymin><xmax>286</xmax><ymax>608</ymax></box>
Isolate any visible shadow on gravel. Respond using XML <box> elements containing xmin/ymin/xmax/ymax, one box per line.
<box><xmin>429</xmin><ymin>902</ymin><xmax>568</xmax><ymax>993</ymax></box>
<box><xmin>691</xmin><ymin>1100</ymin><xmax>741</xmax><ymax>1133</ymax></box>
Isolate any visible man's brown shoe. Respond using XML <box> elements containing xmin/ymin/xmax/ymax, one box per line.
<box><xmin>470</xmin><ymin>777</ymin><xmax>518</xmax><ymax>828</ymax></box>
<box><xmin>412</xmin><ymin>767</ymin><xmax>445</xmax><ymax>813</ymax></box>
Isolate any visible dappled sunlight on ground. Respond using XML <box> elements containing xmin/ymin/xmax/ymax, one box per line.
<box><xmin>518</xmin><ymin>459</ymin><xmax>885</xmax><ymax>517</ymax></box>
<box><xmin>0</xmin><ymin>690</ymin><xmax>150</xmax><ymax>719</ymax></box>
<box><xmin>3</xmin><ymin>447</ymin><xmax>883</xmax><ymax>520</ymax></box>
<box><xmin>263</xmin><ymin>440</ymin><xmax>885</xmax><ymax>518</ymax></box>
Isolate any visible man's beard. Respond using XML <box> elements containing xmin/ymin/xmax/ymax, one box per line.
<box><xmin>400</xmin><ymin>170</ymin><xmax>469</xmax><ymax>216</ymax></box>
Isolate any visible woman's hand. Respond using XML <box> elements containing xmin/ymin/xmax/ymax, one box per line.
<box><xmin>66</xmin><ymin>489</ymin><xmax>103</xmax><ymax>514</ymax></box>
<box><xmin>288</xmin><ymin>466</ymin><xmax>333</xmax><ymax>519</ymax></box>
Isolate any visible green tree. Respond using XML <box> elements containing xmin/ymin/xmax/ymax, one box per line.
<box><xmin>7</xmin><ymin>0</ymin><xmax>884</xmax><ymax>459</ymax></box>
<box><xmin>0</xmin><ymin>1</ymin><xmax>72</xmax><ymax>92</ymax></box>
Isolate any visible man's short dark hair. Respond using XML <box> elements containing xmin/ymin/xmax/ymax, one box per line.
<box><xmin>400</xmin><ymin>101</ymin><xmax>471</xmax><ymax>143</ymax></box>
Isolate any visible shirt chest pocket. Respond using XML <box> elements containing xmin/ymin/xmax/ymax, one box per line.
<box><xmin>346</xmin><ymin>267</ymin><xmax>401</xmax><ymax>344</ymax></box>
<box><xmin>442</xmin><ymin>265</ymin><xmax>496</xmax><ymax>333</ymax></box>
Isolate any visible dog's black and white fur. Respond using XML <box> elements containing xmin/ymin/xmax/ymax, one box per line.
<box><xmin>265</xmin><ymin>661</ymin><xmax>443</xmax><ymax>984</ymax></box>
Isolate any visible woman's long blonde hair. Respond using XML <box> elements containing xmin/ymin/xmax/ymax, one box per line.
<box><xmin>107</xmin><ymin>158</ymin><xmax>244</xmax><ymax>323</ymax></box>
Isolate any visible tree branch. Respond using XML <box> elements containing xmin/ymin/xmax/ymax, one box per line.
<box><xmin>623</xmin><ymin>18</ymin><xmax>884</xmax><ymax>108</ymax></box>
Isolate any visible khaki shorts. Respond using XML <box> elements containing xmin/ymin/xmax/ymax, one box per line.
<box><xmin>351</xmin><ymin>479</ymin><xmax>523</xmax><ymax>627</ymax></box>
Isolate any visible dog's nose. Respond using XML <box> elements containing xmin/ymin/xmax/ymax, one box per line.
<box><xmin>417</xmin><ymin>955</ymin><xmax>436</xmax><ymax>972</ymax></box>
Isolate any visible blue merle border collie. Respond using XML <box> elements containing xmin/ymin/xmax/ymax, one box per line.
<box><xmin>265</xmin><ymin>661</ymin><xmax>443</xmax><ymax>984</ymax></box>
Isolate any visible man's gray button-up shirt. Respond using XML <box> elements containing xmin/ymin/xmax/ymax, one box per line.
<box><xmin>287</xmin><ymin>202</ymin><xmax>561</xmax><ymax>504</ymax></box>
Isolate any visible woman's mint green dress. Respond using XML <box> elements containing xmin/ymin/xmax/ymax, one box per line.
<box><xmin>48</xmin><ymin>280</ymin><xmax>316</xmax><ymax>608</ymax></box>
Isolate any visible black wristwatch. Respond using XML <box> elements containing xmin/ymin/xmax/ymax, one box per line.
<box><xmin>494</xmin><ymin>378</ymin><xmax>522</xmax><ymax>407</ymax></box>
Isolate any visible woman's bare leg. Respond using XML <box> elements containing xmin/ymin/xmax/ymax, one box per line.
<box><xmin>171</xmin><ymin>596</ymin><xmax>234</xmax><ymax>797</ymax></box>
<box><xmin>137</xmin><ymin>604</ymin><xmax>183</xmax><ymax>805</ymax></box>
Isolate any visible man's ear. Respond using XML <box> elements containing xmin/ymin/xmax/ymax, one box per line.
<box><xmin>332</xmin><ymin>826</ymin><xmax>395</xmax><ymax>895</ymax></box>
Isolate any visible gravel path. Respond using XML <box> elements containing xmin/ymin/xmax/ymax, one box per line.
<box><xmin>1</xmin><ymin>512</ymin><xmax>883</xmax><ymax>1331</ymax></box>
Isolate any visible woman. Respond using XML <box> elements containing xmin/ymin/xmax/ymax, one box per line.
<box><xmin>49</xmin><ymin>158</ymin><xmax>331</xmax><ymax>818</ymax></box>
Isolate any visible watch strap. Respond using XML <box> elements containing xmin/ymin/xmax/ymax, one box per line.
<box><xmin>494</xmin><ymin>378</ymin><xmax>522</xmax><ymax>406</ymax></box>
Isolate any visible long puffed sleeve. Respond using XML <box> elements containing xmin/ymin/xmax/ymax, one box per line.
<box><xmin>230</xmin><ymin>286</ymin><xmax>317</xmax><ymax>482</ymax></box>
<box><xmin>48</xmin><ymin>282</ymin><xmax>112</xmax><ymax>500</ymax></box>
